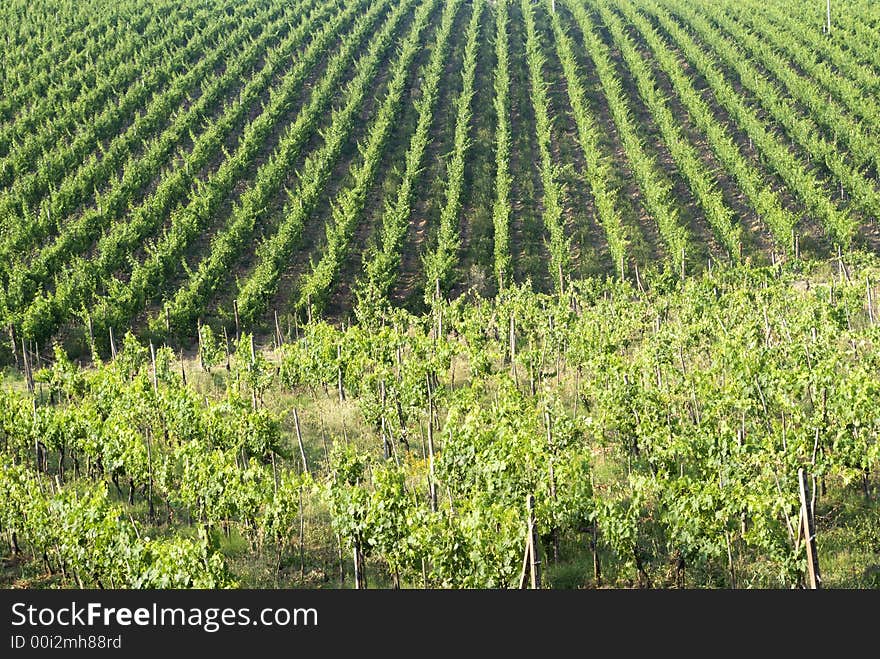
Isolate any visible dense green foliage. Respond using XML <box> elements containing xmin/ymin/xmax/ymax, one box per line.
<box><xmin>1</xmin><ymin>0</ymin><xmax>879</xmax><ymax>588</ymax></box>
<box><xmin>2</xmin><ymin>260</ymin><xmax>879</xmax><ymax>587</ymax></box>
<box><xmin>0</xmin><ymin>0</ymin><xmax>877</xmax><ymax>345</ymax></box>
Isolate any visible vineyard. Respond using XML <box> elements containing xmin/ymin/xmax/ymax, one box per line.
<box><xmin>1</xmin><ymin>0</ymin><xmax>879</xmax><ymax>588</ymax></box>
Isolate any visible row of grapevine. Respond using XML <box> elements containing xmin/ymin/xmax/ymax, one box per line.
<box><xmin>562</xmin><ymin>0</ymin><xmax>688</xmax><ymax>274</ymax></box>
<box><xmin>296</xmin><ymin>0</ymin><xmax>466</xmax><ymax>313</ymax></box>
<box><xmin>0</xmin><ymin>1</ymin><xmax>232</xmax><ymax>216</ymax></box>
<box><xmin>655</xmin><ymin>0</ymin><xmax>863</xmax><ymax>245</ymax></box>
<box><xmin>7</xmin><ymin>0</ymin><xmax>333</xmax><ymax>343</ymax></box>
<box><xmin>1</xmin><ymin>7</ymin><xmax>136</xmax><ymax>155</ymax></box>
<box><xmin>521</xmin><ymin>0</ymin><xmax>570</xmax><ymax>292</ymax></box>
<box><xmin>727</xmin><ymin>0</ymin><xmax>880</xmax><ymax>138</ymax></box>
<box><xmin>0</xmin><ymin>3</ymin><xmax>96</xmax><ymax>107</ymax></box>
<box><xmin>545</xmin><ymin>0</ymin><xmax>628</xmax><ymax>276</ymax></box>
<box><xmin>180</xmin><ymin>0</ymin><xmax>423</xmax><ymax>330</ymax></box>
<box><xmin>828</xmin><ymin>1</ymin><xmax>880</xmax><ymax>72</ymax></box>
<box><xmin>0</xmin><ymin>0</ymin><xmax>188</xmax><ymax>158</ymax></box>
<box><xmin>422</xmin><ymin>0</ymin><xmax>483</xmax><ymax>303</ymax></box>
<box><xmin>0</xmin><ymin>0</ymin><xmax>296</xmax><ymax>295</ymax></box>
<box><xmin>0</xmin><ymin>459</ymin><xmax>232</xmax><ymax>588</ymax></box>
<box><xmin>492</xmin><ymin>0</ymin><xmax>513</xmax><ymax>288</ymax></box>
<box><xmin>615</xmin><ymin>0</ymin><xmax>798</xmax><ymax>250</ymax></box>
<box><xmin>355</xmin><ymin>0</ymin><xmax>464</xmax><ymax>310</ymax></box>
<box><xmin>596</xmin><ymin>0</ymin><xmax>741</xmax><ymax>259</ymax></box>
<box><xmin>75</xmin><ymin>0</ymin><xmax>376</xmax><ymax>342</ymax></box>
<box><xmin>704</xmin><ymin>1</ymin><xmax>880</xmax><ymax>179</ymax></box>
<box><xmin>0</xmin><ymin>335</ymin><xmax>293</xmax><ymax>587</ymax></box>
<box><xmin>639</xmin><ymin>0</ymin><xmax>854</xmax><ymax>248</ymax></box>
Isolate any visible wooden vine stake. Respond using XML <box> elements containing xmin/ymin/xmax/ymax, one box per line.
<box><xmin>197</xmin><ymin>319</ymin><xmax>205</xmax><ymax>372</ymax></box>
<box><xmin>509</xmin><ymin>313</ymin><xmax>517</xmax><ymax>386</ymax></box>
<box><xmin>426</xmin><ymin>374</ymin><xmax>437</xmax><ymax>513</ymax></box>
<box><xmin>337</xmin><ymin>344</ymin><xmax>345</xmax><ymax>403</ymax></box>
<box><xmin>274</xmin><ymin>310</ymin><xmax>284</xmax><ymax>349</ymax></box>
<box><xmin>222</xmin><ymin>326</ymin><xmax>231</xmax><ymax>371</ymax></box>
<box><xmin>798</xmin><ymin>468</ymin><xmax>822</xmax><ymax>589</ymax></box>
<box><xmin>9</xmin><ymin>325</ymin><xmax>20</xmax><ymax>370</ymax></box>
<box><xmin>233</xmin><ymin>299</ymin><xmax>240</xmax><ymax>342</ymax></box>
<box><xmin>545</xmin><ymin>410</ymin><xmax>559</xmax><ymax>563</ymax></box>
<box><xmin>150</xmin><ymin>342</ymin><xmax>158</xmax><ymax>393</ymax></box>
<box><xmin>292</xmin><ymin>408</ymin><xmax>309</xmax><ymax>474</ymax></box>
<box><xmin>109</xmin><ymin>327</ymin><xmax>117</xmax><ymax>360</ymax></box>
<box><xmin>680</xmin><ymin>246</ymin><xmax>686</xmax><ymax>281</ymax></box>
<box><xmin>146</xmin><ymin>426</ymin><xmax>155</xmax><ymax>522</ymax></box>
<box><xmin>353</xmin><ymin>544</ymin><xmax>367</xmax><ymax>590</ymax></box>
<box><xmin>837</xmin><ymin>245</ymin><xmax>850</xmax><ymax>283</ymax></box>
<box><xmin>22</xmin><ymin>337</ymin><xmax>34</xmax><ymax>393</ymax></box>
<box><xmin>518</xmin><ymin>494</ymin><xmax>541</xmax><ymax>589</ymax></box>
<box><xmin>249</xmin><ymin>334</ymin><xmax>258</xmax><ymax>410</ymax></box>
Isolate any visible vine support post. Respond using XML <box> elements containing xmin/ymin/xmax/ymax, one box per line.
<box><xmin>146</xmin><ymin>428</ymin><xmax>155</xmax><ymax>523</ymax></box>
<box><xmin>592</xmin><ymin>522</ymin><xmax>601</xmax><ymax>586</ymax></box>
<box><xmin>380</xmin><ymin>379</ymin><xmax>390</xmax><ymax>461</ymax></box>
<box><xmin>293</xmin><ymin>408</ymin><xmax>309</xmax><ymax>474</ymax></box>
<box><xmin>518</xmin><ymin>494</ymin><xmax>541</xmax><ymax>589</ymax></box>
<box><xmin>249</xmin><ymin>334</ymin><xmax>258</xmax><ymax>410</ymax></box>
<box><xmin>274</xmin><ymin>310</ymin><xmax>283</xmax><ymax>349</ymax></box>
<box><xmin>222</xmin><ymin>326</ymin><xmax>231</xmax><ymax>371</ymax></box>
<box><xmin>298</xmin><ymin>487</ymin><xmax>305</xmax><ymax>582</ymax></box>
<box><xmin>825</xmin><ymin>0</ymin><xmax>831</xmax><ymax>34</ymax></box>
<box><xmin>22</xmin><ymin>337</ymin><xmax>34</xmax><ymax>393</ymax></box>
<box><xmin>545</xmin><ymin>410</ymin><xmax>559</xmax><ymax>563</ymax></box>
<box><xmin>9</xmin><ymin>324</ymin><xmax>20</xmax><ymax>370</ymax></box>
<box><xmin>337</xmin><ymin>534</ymin><xmax>345</xmax><ymax>587</ymax></box>
<box><xmin>867</xmin><ymin>277</ymin><xmax>875</xmax><ymax>325</ymax></box>
<box><xmin>634</xmin><ymin>263</ymin><xmax>645</xmax><ymax>295</ymax></box>
<box><xmin>150</xmin><ymin>342</ymin><xmax>158</xmax><ymax>393</ymax></box>
<box><xmin>197</xmin><ymin>319</ymin><xmax>205</xmax><ymax>372</ymax></box>
<box><xmin>798</xmin><ymin>468</ymin><xmax>822</xmax><ymax>589</ymax></box>
<box><xmin>109</xmin><ymin>326</ymin><xmax>117</xmax><ymax>360</ymax></box>
<box><xmin>353</xmin><ymin>543</ymin><xmax>366</xmax><ymax>590</ymax></box>
<box><xmin>86</xmin><ymin>314</ymin><xmax>94</xmax><ymax>352</ymax></box>
<box><xmin>509</xmin><ymin>313</ymin><xmax>517</xmax><ymax>386</ymax></box>
<box><xmin>837</xmin><ymin>245</ymin><xmax>850</xmax><ymax>283</ymax></box>
<box><xmin>434</xmin><ymin>279</ymin><xmax>443</xmax><ymax>343</ymax></box>
<box><xmin>337</xmin><ymin>343</ymin><xmax>345</xmax><ymax>403</ymax></box>
<box><xmin>32</xmin><ymin>398</ymin><xmax>40</xmax><ymax>470</ymax></box>
<box><xmin>233</xmin><ymin>300</ymin><xmax>241</xmax><ymax>343</ymax></box>
<box><xmin>426</xmin><ymin>374</ymin><xmax>437</xmax><ymax>513</ymax></box>
<box><xmin>179</xmin><ymin>349</ymin><xmax>187</xmax><ymax>386</ymax></box>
